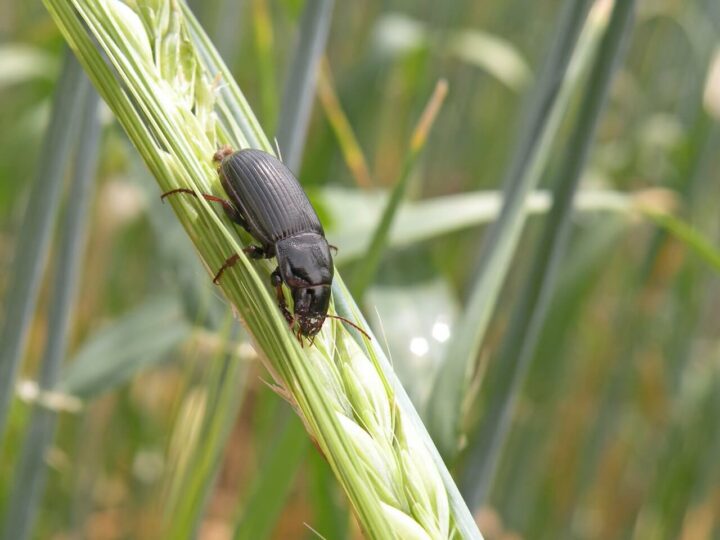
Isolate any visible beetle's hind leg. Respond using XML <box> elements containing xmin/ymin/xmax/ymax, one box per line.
<box><xmin>161</xmin><ymin>188</ymin><xmax>249</xmax><ymax>230</ymax></box>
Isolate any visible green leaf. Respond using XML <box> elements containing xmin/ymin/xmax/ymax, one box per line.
<box><xmin>326</xmin><ymin>187</ymin><xmax>634</xmax><ymax>265</ymax></box>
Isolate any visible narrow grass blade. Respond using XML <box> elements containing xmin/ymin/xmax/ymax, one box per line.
<box><xmin>317</xmin><ymin>57</ymin><xmax>373</xmax><ymax>189</ymax></box>
<box><xmin>643</xmin><ymin>211</ymin><xmax>720</xmax><ymax>273</ymax></box>
<box><xmin>233</xmin><ymin>414</ymin><xmax>309</xmax><ymax>540</ymax></box>
<box><xmin>276</xmin><ymin>0</ymin><xmax>334</xmax><ymax>171</ymax></box>
<box><xmin>1</xmin><ymin>88</ymin><xmax>100</xmax><ymax>540</ymax></box>
<box><xmin>459</xmin><ymin>0</ymin><xmax>637</xmax><ymax>509</ymax></box>
<box><xmin>488</xmin><ymin>218</ymin><xmax>626</xmax><ymax>511</ymax></box>
<box><xmin>328</xmin><ymin>187</ymin><xmax>641</xmax><ymax>264</ymax></box>
<box><xmin>165</xmin><ymin>334</ymin><xmax>249</xmax><ymax>538</ymax></box>
<box><xmin>59</xmin><ymin>296</ymin><xmax>190</xmax><ymax>398</ymax></box>
<box><xmin>351</xmin><ymin>79</ymin><xmax>448</xmax><ymax>299</ymax></box>
<box><xmin>0</xmin><ymin>51</ymin><xmax>89</xmax><ymax>441</ymax></box>
<box><xmin>251</xmin><ymin>0</ymin><xmax>278</xmax><ymax>131</ymax></box>
<box><xmin>425</xmin><ymin>0</ymin><xmax>598</xmax><ymax>459</ymax></box>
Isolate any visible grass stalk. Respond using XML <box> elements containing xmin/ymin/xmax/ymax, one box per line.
<box><xmin>250</xmin><ymin>0</ymin><xmax>278</xmax><ymax>131</ymax></box>
<box><xmin>0</xmin><ymin>51</ymin><xmax>89</xmax><ymax>442</ymax></box>
<box><xmin>170</xmin><ymin>0</ymin><xmax>336</xmax><ymax>529</ymax></box>
<box><xmin>276</xmin><ymin>0</ymin><xmax>334</xmax><ymax>171</ymax></box>
<box><xmin>459</xmin><ymin>0</ymin><xmax>637</xmax><ymax>509</ymax></box>
<box><xmin>425</xmin><ymin>0</ymin><xmax>599</xmax><ymax>459</ymax></box>
<box><xmin>1</xmin><ymin>89</ymin><xmax>100</xmax><ymax>540</ymax></box>
<box><xmin>41</xmin><ymin>1</ymin><xmax>480</xmax><ymax>537</ymax></box>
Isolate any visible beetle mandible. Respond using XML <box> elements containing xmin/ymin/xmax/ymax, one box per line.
<box><xmin>162</xmin><ymin>146</ymin><xmax>366</xmax><ymax>342</ymax></box>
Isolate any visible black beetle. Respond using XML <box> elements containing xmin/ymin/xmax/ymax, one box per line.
<box><xmin>162</xmin><ymin>146</ymin><xmax>367</xmax><ymax>343</ymax></box>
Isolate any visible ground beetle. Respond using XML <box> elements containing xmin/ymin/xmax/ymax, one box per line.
<box><xmin>162</xmin><ymin>146</ymin><xmax>368</xmax><ymax>343</ymax></box>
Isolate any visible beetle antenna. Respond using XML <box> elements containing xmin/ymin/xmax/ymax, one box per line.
<box><xmin>326</xmin><ymin>314</ymin><xmax>372</xmax><ymax>341</ymax></box>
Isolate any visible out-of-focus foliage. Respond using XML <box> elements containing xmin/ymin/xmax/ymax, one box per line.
<box><xmin>1</xmin><ymin>0</ymin><xmax>719</xmax><ymax>539</ymax></box>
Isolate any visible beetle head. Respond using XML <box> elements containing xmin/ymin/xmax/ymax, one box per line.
<box><xmin>292</xmin><ymin>285</ymin><xmax>331</xmax><ymax>337</ymax></box>
<box><xmin>275</xmin><ymin>235</ymin><xmax>334</xmax><ymax>338</ymax></box>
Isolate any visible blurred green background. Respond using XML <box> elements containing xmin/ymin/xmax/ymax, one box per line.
<box><xmin>1</xmin><ymin>0</ymin><xmax>719</xmax><ymax>539</ymax></box>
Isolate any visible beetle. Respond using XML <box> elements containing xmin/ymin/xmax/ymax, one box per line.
<box><xmin>162</xmin><ymin>146</ymin><xmax>367</xmax><ymax>343</ymax></box>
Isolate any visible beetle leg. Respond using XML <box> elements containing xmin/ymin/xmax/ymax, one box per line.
<box><xmin>242</xmin><ymin>245</ymin><xmax>267</xmax><ymax>259</ymax></box>
<box><xmin>271</xmin><ymin>268</ymin><xmax>294</xmax><ymax>326</ymax></box>
<box><xmin>212</xmin><ymin>253</ymin><xmax>240</xmax><ymax>284</ymax></box>
<box><xmin>328</xmin><ymin>244</ymin><xmax>339</xmax><ymax>254</ymax></box>
<box><xmin>213</xmin><ymin>246</ymin><xmax>272</xmax><ymax>283</ymax></box>
<box><xmin>161</xmin><ymin>188</ymin><xmax>249</xmax><ymax>229</ymax></box>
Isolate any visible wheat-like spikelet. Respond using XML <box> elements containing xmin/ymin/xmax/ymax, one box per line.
<box><xmin>41</xmin><ymin>0</ymin><xmax>481</xmax><ymax>537</ymax></box>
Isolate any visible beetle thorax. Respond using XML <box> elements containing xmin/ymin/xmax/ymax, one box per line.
<box><xmin>275</xmin><ymin>233</ymin><xmax>333</xmax><ymax>288</ymax></box>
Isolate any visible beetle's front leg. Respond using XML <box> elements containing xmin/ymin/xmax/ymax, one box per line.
<box><xmin>271</xmin><ymin>268</ymin><xmax>294</xmax><ymax>327</ymax></box>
